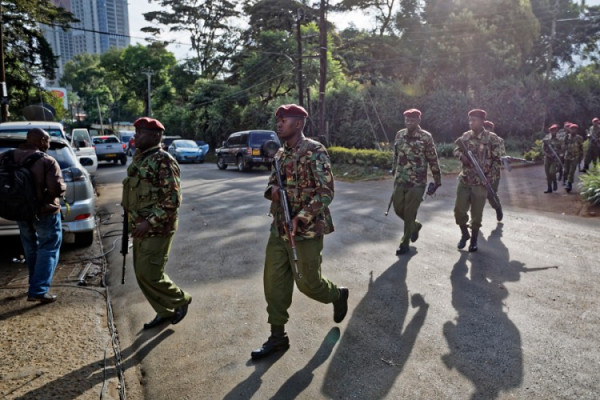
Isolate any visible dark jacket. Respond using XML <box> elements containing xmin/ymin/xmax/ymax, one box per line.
<box><xmin>12</xmin><ymin>144</ymin><xmax>66</xmax><ymax>216</ymax></box>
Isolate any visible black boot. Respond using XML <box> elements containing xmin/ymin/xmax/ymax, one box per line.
<box><xmin>333</xmin><ymin>288</ymin><xmax>349</xmax><ymax>323</ymax></box>
<box><xmin>468</xmin><ymin>228</ymin><xmax>479</xmax><ymax>252</ymax></box>
<box><xmin>457</xmin><ymin>225</ymin><xmax>470</xmax><ymax>250</ymax></box>
<box><xmin>544</xmin><ymin>185</ymin><xmax>552</xmax><ymax>193</ymax></box>
<box><xmin>251</xmin><ymin>325</ymin><xmax>290</xmax><ymax>360</ymax></box>
<box><xmin>566</xmin><ymin>182</ymin><xmax>572</xmax><ymax>193</ymax></box>
<box><xmin>552</xmin><ymin>180</ymin><xmax>557</xmax><ymax>191</ymax></box>
<box><xmin>495</xmin><ymin>207</ymin><xmax>503</xmax><ymax>222</ymax></box>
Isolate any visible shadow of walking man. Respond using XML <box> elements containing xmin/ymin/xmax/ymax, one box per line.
<box><xmin>322</xmin><ymin>256</ymin><xmax>429</xmax><ymax>399</ymax></box>
<box><xmin>443</xmin><ymin>224</ymin><xmax>524</xmax><ymax>400</ymax></box>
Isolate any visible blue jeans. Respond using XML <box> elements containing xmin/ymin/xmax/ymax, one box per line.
<box><xmin>18</xmin><ymin>213</ymin><xmax>62</xmax><ymax>296</ymax></box>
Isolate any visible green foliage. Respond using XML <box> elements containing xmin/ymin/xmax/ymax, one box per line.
<box><xmin>579</xmin><ymin>165</ymin><xmax>600</xmax><ymax>206</ymax></box>
<box><xmin>435</xmin><ymin>143</ymin><xmax>455</xmax><ymax>158</ymax></box>
<box><xmin>328</xmin><ymin>146</ymin><xmax>393</xmax><ymax>169</ymax></box>
<box><xmin>523</xmin><ymin>139</ymin><xmax>543</xmax><ymax>161</ymax></box>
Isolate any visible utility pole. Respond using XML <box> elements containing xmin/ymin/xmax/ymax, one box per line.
<box><xmin>96</xmin><ymin>97</ymin><xmax>104</xmax><ymax>134</ymax></box>
<box><xmin>318</xmin><ymin>0</ymin><xmax>327</xmax><ymax>138</ymax></box>
<box><xmin>0</xmin><ymin>3</ymin><xmax>9</xmax><ymax>122</ymax></box>
<box><xmin>142</xmin><ymin>70</ymin><xmax>154</xmax><ymax>117</ymax></box>
<box><xmin>545</xmin><ymin>0</ymin><xmax>560</xmax><ymax>83</ymax></box>
<box><xmin>296</xmin><ymin>9</ymin><xmax>304</xmax><ymax>107</ymax></box>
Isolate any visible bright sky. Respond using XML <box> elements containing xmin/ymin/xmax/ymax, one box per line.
<box><xmin>127</xmin><ymin>0</ymin><xmax>600</xmax><ymax>61</ymax></box>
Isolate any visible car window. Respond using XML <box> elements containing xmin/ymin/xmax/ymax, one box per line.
<box><xmin>0</xmin><ymin>128</ymin><xmax>64</xmax><ymax>138</ymax></box>
<box><xmin>92</xmin><ymin>136</ymin><xmax>120</xmax><ymax>144</ymax></box>
<box><xmin>175</xmin><ymin>140</ymin><xmax>198</xmax><ymax>149</ymax></box>
<box><xmin>120</xmin><ymin>134</ymin><xmax>134</xmax><ymax>143</ymax></box>
<box><xmin>240</xmin><ymin>133</ymin><xmax>249</xmax><ymax>145</ymax></box>
<box><xmin>72</xmin><ymin>131</ymin><xmax>92</xmax><ymax>147</ymax></box>
<box><xmin>227</xmin><ymin>135</ymin><xmax>240</xmax><ymax>146</ymax></box>
<box><xmin>0</xmin><ymin>142</ymin><xmax>76</xmax><ymax>169</ymax></box>
<box><xmin>249</xmin><ymin>132</ymin><xmax>277</xmax><ymax>146</ymax></box>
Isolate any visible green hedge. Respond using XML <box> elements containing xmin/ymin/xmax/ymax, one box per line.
<box><xmin>328</xmin><ymin>146</ymin><xmax>393</xmax><ymax>169</ymax></box>
<box><xmin>580</xmin><ymin>164</ymin><xmax>600</xmax><ymax>206</ymax></box>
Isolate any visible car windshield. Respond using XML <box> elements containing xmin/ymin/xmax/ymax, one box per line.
<box><xmin>0</xmin><ymin>142</ymin><xmax>77</xmax><ymax>170</ymax></box>
<box><xmin>249</xmin><ymin>132</ymin><xmax>277</xmax><ymax>146</ymax></box>
<box><xmin>176</xmin><ymin>140</ymin><xmax>198</xmax><ymax>149</ymax></box>
<box><xmin>120</xmin><ymin>133</ymin><xmax>134</xmax><ymax>143</ymax></box>
<box><xmin>0</xmin><ymin>128</ymin><xmax>64</xmax><ymax>138</ymax></box>
<box><xmin>92</xmin><ymin>136</ymin><xmax>120</xmax><ymax>144</ymax></box>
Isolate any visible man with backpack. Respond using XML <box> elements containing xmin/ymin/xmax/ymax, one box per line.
<box><xmin>0</xmin><ymin>128</ymin><xmax>66</xmax><ymax>303</ymax></box>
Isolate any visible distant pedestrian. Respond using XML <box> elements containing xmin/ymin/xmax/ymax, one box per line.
<box><xmin>122</xmin><ymin>117</ymin><xmax>192</xmax><ymax>329</ymax></box>
<box><xmin>251</xmin><ymin>104</ymin><xmax>348</xmax><ymax>360</ymax></box>
<box><xmin>1</xmin><ymin>128</ymin><xmax>66</xmax><ymax>303</ymax></box>
<box><xmin>453</xmin><ymin>109</ymin><xmax>503</xmax><ymax>252</ymax></box>
<box><xmin>582</xmin><ymin>117</ymin><xmax>600</xmax><ymax>172</ymax></box>
<box><xmin>562</xmin><ymin>123</ymin><xmax>584</xmax><ymax>193</ymax></box>
<box><xmin>390</xmin><ymin>108</ymin><xmax>441</xmax><ymax>255</ymax></box>
<box><xmin>542</xmin><ymin>124</ymin><xmax>563</xmax><ymax>193</ymax></box>
<box><xmin>483</xmin><ymin>120</ymin><xmax>504</xmax><ymax>221</ymax></box>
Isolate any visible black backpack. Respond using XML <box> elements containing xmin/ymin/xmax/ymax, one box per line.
<box><xmin>0</xmin><ymin>150</ymin><xmax>45</xmax><ymax>221</ymax></box>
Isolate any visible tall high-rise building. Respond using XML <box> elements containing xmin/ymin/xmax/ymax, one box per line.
<box><xmin>43</xmin><ymin>0</ymin><xmax>130</xmax><ymax>83</ymax></box>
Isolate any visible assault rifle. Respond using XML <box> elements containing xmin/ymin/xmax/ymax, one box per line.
<box><xmin>542</xmin><ymin>140</ymin><xmax>563</xmax><ymax>172</ymax></box>
<box><xmin>457</xmin><ymin>138</ymin><xmax>502</xmax><ymax>211</ymax></box>
<box><xmin>385</xmin><ymin>147</ymin><xmax>401</xmax><ymax>216</ymax></box>
<box><xmin>264</xmin><ymin>140</ymin><xmax>301</xmax><ymax>279</ymax></box>
<box><xmin>120</xmin><ymin>210</ymin><xmax>128</xmax><ymax>284</ymax></box>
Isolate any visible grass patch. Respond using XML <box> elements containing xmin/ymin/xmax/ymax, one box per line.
<box><xmin>332</xmin><ymin>164</ymin><xmax>391</xmax><ymax>181</ymax></box>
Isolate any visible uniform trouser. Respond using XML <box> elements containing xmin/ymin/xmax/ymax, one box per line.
<box><xmin>544</xmin><ymin>158</ymin><xmax>559</xmax><ymax>186</ymax></box>
<box><xmin>487</xmin><ymin>178</ymin><xmax>501</xmax><ymax>210</ymax></box>
<box><xmin>264</xmin><ymin>233</ymin><xmax>340</xmax><ymax>326</ymax></box>
<box><xmin>133</xmin><ymin>234</ymin><xmax>191</xmax><ymax>317</ymax></box>
<box><xmin>584</xmin><ymin>144</ymin><xmax>599</xmax><ymax>168</ymax></box>
<box><xmin>563</xmin><ymin>159</ymin><xmax>578</xmax><ymax>184</ymax></box>
<box><xmin>454</xmin><ymin>182</ymin><xmax>487</xmax><ymax>230</ymax></box>
<box><xmin>392</xmin><ymin>184</ymin><xmax>425</xmax><ymax>246</ymax></box>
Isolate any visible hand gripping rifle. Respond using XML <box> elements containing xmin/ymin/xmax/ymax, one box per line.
<box><xmin>264</xmin><ymin>141</ymin><xmax>301</xmax><ymax>279</ymax></box>
<box><xmin>543</xmin><ymin>140</ymin><xmax>564</xmax><ymax>172</ymax></box>
<box><xmin>120</xmin><ymin>210</ymin><xmax>128</xmax><ymax>284</ymax></box>
<box><xmin>385</xmin><ymin>148</ymin><xmax>401</xmax><ymax>216</ymax></box>
<box><xmin>458</xmin><ymin>138</ymin><xmax>502</xmax><ymax>211</ymax></box>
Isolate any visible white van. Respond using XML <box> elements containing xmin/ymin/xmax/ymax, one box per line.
<box><xmin>70</xmin><ymin>128</ymin><xmax>98</xmax><ymax>176</ymax></box>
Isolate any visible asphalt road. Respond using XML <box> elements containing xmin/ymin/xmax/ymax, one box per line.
<box><xmin>95</xmin><ymin>160</ymin><xmax>599</xmax><ymax>400</ymax></box>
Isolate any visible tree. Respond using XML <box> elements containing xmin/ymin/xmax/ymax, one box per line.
<box><xmin>142</xmin><ymin>0</ymin><xmax>240</xmax><ymax>78</ymax></box>
<box><xmin>333</xmin><ymin>0</ymin><xmax>398</xmax><ymax>36</ymax></box>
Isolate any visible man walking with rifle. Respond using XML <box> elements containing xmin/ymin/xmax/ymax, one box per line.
<box><xmin>582</xmin><ymin>117</ymin><xmax>600</xmax><ymax>173</ymax></box>
<box><xmin>542</xmin><ymin>124</ymin><xmax>563</xmax><ymax>193</ymax></box>
<box><xmin>483</xmin><ymin>120</ymin><xmax>505</xmax><ymax>221</ymax></box>
<box><xmin>453</xmin><ymin>109</ymin><xmax>504</xmax><ymax>252</ymax></box>
<box><xmin>563</xmin><ymin>123</ymin><xmax>584</xmax><ymax>193</ymax></box>
<box><xmin>388</xmin><ymin>108</ymin><xmax>441</xmax><ymax>256</ymax></box>
<box><xmin>121</xmin><ymin>117</ymin><xmax>191</xmax><ymax>330</ymax></box>
<box><xmin>251</xmin><ymin>104</ymin><xmax>348</xmax><ymax>360</ymax></box>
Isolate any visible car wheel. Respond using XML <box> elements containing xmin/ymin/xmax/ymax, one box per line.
<box><xmin>217</xmin><ymin>156</ymin><xmax>227</xmax><ymax>170</ymax></box>
<box><xmin>237</xmin><ymin>156</ymin><xmax>246</xmax><ymax>172</ymax></box>
<box><xmin>75</xmin><ymin>231</ymin><xmax>94</xmax><ymax>247</ymax></box>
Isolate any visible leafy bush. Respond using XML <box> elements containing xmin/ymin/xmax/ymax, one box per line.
<box><xmin>523</xmin><ymin>139</ymin><xmax>543</xmax><ymax>161</ymax></box>
<box><xmin>579</xmin><ymin>165</ymin><xmax>600</xmax><ymax>206</ymax></box>
<box><xmin>329</xmin><ymin>146</ymin><xmax>393</xmax><ymax>169</ymax></box>
<box><xmin>436</xmin><ymin>142</ymin><xmax>455</xmax><ymax>158</ymax></box>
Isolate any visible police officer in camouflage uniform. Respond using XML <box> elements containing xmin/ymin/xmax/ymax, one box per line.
<box><xmin>391</xmin><ymin>108</ymin><xmax>441</xmax><ymax>255</ymax></box>
<box><xmin>251</xmin><ymin>104</ymin><xmax>348</xmax><ymax>360</ymax></box>
<box><xmin>542</xmin><ymin>124</ymin><xmax>563</xmax><ymax>193</ymax></box>
<box><xmin>453</xmin><ymin>109</ymin><xmax>503</xmax><ymax>252</ymax></box>
<box><xmin>122</xmin><ymin>117</ymin><xmax>192</xmax><ymax>330</ymax></box>
<box><xmin>582</xmin><ymin>117</ymin><xmax>600</xmax><ymax>173</ymax></box>
<box><xmin>562</xmin><ymin>123</ymin><xmax>584</xmax><ymax>193</ymax></box>
<box><xmin>483</xmin><ymin>120</ymin><xmax>504</xmax><ymax>222</ymax></box>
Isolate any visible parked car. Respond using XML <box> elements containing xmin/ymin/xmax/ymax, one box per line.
<box><xmin>216</xmin><ymin>130</ymin><xmax>280</xmax><ymax>171</ymax></box>
<box><xmin>0</xmin><ymin>121</ymin><xmax>68</xmax><ymax>140</ymax></box>
<box><xmin>92</xmin><ymin>135</ymin><xmax>127</xmax><ymax>165</ymax></box>
<box><xmin>195</xmin><ymin>140</ymin><xmax>210</xmax><ymax>155</ymax></box>
<box><xmin>0</xmin><ymin>134</ymin><xmax>96</xmax><ymax>246</ymax></box>
<box><xmin>168</xmin><ymin>140</ymin><xmax>206</xmax><ymax>163</ymax></box>
<box><xmin>161</xmin><ymin>135</ymin><xmax>182</xmax><ymax>151</ymax></box>
<box><xmin>70</xmin><ymin>128</ymin><xmax>98</xmax><ymax>176</ymax></box>
<box><xmin>117</xmin><ymin>130</ymin><xmax>135</xmax><ymax>149</ymax></box>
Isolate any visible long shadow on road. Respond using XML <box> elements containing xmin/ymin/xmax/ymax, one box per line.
<box><xmin>442</xmin><ymin>224</ymin><xmax>525</xmax><ymax>400</ymax></box>
<box><xmin>321</xmin><ymin>255</ymin><xmax>429</xmax><ymax>399</ymax></box>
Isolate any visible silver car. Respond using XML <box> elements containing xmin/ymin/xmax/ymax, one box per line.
<box><xmin>0</xmin><ymin>135</ymin><xmax>96</xmax><ymax>247</ymax></box>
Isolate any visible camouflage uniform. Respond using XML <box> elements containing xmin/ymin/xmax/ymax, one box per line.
<box><xmin>542</xmin><ymin>134</ymin><xmax>563</xmax><ymax>188</ymax></box>
<box><xmin>392</xmin><ymin>127</ymin><xmax>441</xmax><ymax>248</ymax></box>
<box><xmin>563</xmin><ymin>134</ymin><xmax>584</xmax><ymax>185</ymax></box>
<box><xmin>487</xmin><ymin>134</ymin><xmax>505</xmax><ymax>210</ymax></box>
<box><xmin>584</xmin><ymin>125</ymin><xmax>600</xmax><ymax>170</ymax></box>
<box><xmin>453</xmin><ymin>130</ymin><xmax>503</xmax><ymax>230</ymax></box>
<box><xmin>263</xmin><ymin>135</ymin><xmax>340</xmax><ymax>326</ymax></box>
<box><xmin>122</xmin><ymin>145</ymin><xmax>191</xmax><ymax>318</ymax></box>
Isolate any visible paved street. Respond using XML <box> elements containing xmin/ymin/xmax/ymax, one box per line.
<box><xmin>96</xmin><ymin>161</ymin><xmax>599</xmax><ymax>400</ymax></box>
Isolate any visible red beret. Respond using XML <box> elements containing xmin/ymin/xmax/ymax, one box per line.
<box><xmin>549</xmin><ymin>124</ymin><xmax>559</xmax><ymax>131</ymax></box>
<box><xmin>133</xmin><ymin>117</ymin><xmax>165</xmax><ymax>131</ymax></box>
<box><xmin>403</xmin><ymin>108</ymin><xmax>422</xmax><ymax>119</ymax></box>
<box><xmin>564</xmin><ymin>122</ymin><xmax>572</xmax><ymax>127</ymax></box>
<box><xmin>593</xmin><ymin>117</ymin><xmax>599</xmax><ymax>123</ymax></box>
<box><xmin>569</xmin><ymin>124</ymin><xmax>579</xmax><ymax>130</ymax></box>
<box><xmin>275</xmin><ymin>104</ymin><xmax>308</xmax><ymax>118</ymax></box>
<box><xmin>483</xmin><ymin>120</ymin><xmax>495</xmax><ymax>130</ymax></box>
<box><xmin>468</xmin><ymin>109</ymin><xmax>487</xmax><ymax>119</ymax></box>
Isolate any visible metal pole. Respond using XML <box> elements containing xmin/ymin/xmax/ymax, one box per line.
<box><xmin>96</xmin><ymin>97</ymin><xmax>104</xmax><ymax>134</ymax></box>
<box><xmin>0</xmin><ymin>3</ymin><xmax>9</xmax><ymax>122</ymax></box>
<box><xmin>142</xmin><ymin>70</ymin><xmax>154</xmax><ymax>117</ymax></box>
<box><xmin>296</xmin><ymin>9</ymin><xmax>304</xmax><ymax>107</ymax></box>
<box><xmin>318</xmin><ymin>0</ymin><xmax>327</xmax><ymax>138</ymax></box>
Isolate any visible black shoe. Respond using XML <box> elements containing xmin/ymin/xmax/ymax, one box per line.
<box><xmin>410</xmin><ymin>223</ymin><xmax>422</xmax><ymax>243</ymax></box>
<box><xmin>495</xmin><ymin>208</ymin><xmax>503</xmax><ymax>222</ymax></box>
<box><xmin>395</xmin><ymin>245</ymin><xmax>409</xmax><ymax>255</ymax></box>
<box><xmin>468</xmin><ymin>241</ymin><xmax>478</xmax><ymax>252</ymax></box>
<box><xmin>172</xmin><ymin>298</ymin><xmax>192</xmax><ymax>325</ymax></box>
<box><xmin>544</xmin><ymin>185</ymin><xmax>552</xmax><ymax>193</ymax></box>
<box><xmin>27</xmin><ymin>293</ymin><xmax>57</xmax><ymax>304</ymax></box>
<box><xmin>457</xmin><ymin>226</ymin><xmax>470</xmax><ymax>250</ymax></box>
<box><xmin>552</xmin><ymin>181</ymin><xmax>557</xmax><ymax>191</ymax></box>
<box><xmin>333</xmin><ymin>288</ymin><xmax>349</xmax><ymax>323</ymax></box>
<box><xmin>251</xmin><ymin>334</ymin><xmax>290</xmax><ymax>360</ymax></box>
<box><xmin>143</xmin><ymin>315</ymin><xmax>172</xmax><ymax>330</ymax></box>
<box><xmin>566</xmin><ymin>182</ymin><xmax>572</xmax><ymax>193</ymax></box>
